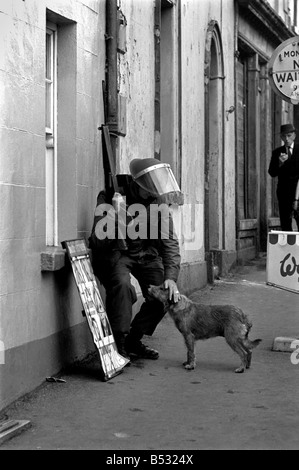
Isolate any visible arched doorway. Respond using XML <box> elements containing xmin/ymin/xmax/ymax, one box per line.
<box><xmin>204</xmin><ymin>21</ymin><xmax>225</xmax><ymax>278</ymax></box>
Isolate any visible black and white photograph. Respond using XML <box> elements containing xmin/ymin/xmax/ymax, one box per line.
<box><xmin>1</xmin><ymin>0</ymin><xmax>299</xmax><ymax>454</ymax></box>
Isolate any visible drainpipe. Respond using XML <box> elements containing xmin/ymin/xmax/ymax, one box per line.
<box><xmin>106</xmin><ymin>0</ymin><xmax>118</xmax><ymax>160</ymax></box>
<box><xmin>178</xmin><ymin>0</ymin><xmax>182</xmax><ymax>189</ymax></box>
<box><xmin>234</xmin><ymin>0</ymin><xmax>239</xmax><ymax>259</ymax></box>
<box><xmin>154</xmin><ymin>0</ymin><xmax>161</xmax><ymax>159</ymax></box>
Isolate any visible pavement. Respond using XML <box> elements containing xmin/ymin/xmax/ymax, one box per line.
<box><xmin>1</xmin><ymin>254</ymin><xmax>299</xmax><ymax>451</ymax></box>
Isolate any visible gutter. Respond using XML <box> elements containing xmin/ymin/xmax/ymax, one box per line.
<box><xmin>105</xmin><ymin>0</ymin><xmax>118</xmax><ymax>158</ymax></box>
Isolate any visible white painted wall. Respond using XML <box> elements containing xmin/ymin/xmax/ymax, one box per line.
<box><xmin>0</xmin><ymin>0</ymin><xmax>104</xmax><ymax>347</ymax></box>
<box><xmin>118</xmin><ymin>0</ymin><xmax>156</xmax><ymax>173</ymax></box>
<box><xmin>179</xmin><ymin>0</ymin><xmax>236</xmax><ymax>263</ymax></box>
<box><xmin>117</xmin><ymin>0</ymin><xmax>236</xmax><ymax>269</ymax></box>
<box><xmin>0</xmin><ymin>0</ymin><xmax>105</xmax><ymax>409</ymax></box>
<box><xmin>0</xmin><ymin>0</ymin><xmax>237</xmax><ymax>410</ymax></box>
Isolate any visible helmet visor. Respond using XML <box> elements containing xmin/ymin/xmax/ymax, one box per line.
<box><xmin>133</xmin><ymin>163</ymin><xmax>181</xmax><ymax>196</ymax></box>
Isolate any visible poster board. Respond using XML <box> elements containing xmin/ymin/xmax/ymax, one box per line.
<box><xmin>62</xmin><ymin>239</ymin><xmax>130</xmax><ymax>380</ymax></box>
<box><xmin>266</xmin><ymin>231</ymin><xmax>299</xmax><ymax>294</ymax></box>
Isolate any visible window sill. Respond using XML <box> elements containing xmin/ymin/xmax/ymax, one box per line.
<box><xmin>40</xmin><ymin>247</ymin><xmax>66</xmax><ymax>271</ymax></box>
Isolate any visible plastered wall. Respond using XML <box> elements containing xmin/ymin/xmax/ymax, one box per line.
<box><xmin>0</xmin><ymin>0</ymin><xmax>105</xmax><ymax>409</ymax></box>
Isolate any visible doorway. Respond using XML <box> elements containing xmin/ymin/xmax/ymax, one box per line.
<box><xmin>204</xmin><ymin>22</ymin><xmax>225</xmax><ymax>257</ymax></box>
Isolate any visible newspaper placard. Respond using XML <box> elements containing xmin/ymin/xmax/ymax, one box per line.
<box><xmin>62</xmin><ymin>239</ymin><xmax>130</xmax><ymax>380</ymax></box>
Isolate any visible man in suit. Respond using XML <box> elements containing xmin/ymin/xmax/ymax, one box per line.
<box><xmin>268</xmin><ymin>123</ymin><xmax>299</xmax><ymax>231</ymax></box>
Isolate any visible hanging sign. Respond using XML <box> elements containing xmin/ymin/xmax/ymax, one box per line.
<box><xmin>269</xmin><ymin>36</ymin><xmax>299</xmax><ymax>105</ymax></box>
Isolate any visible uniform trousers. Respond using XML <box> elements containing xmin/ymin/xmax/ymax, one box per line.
<box><xmin>102</xmin><ymin>253</ymin><xmax>166</xmax><ymax>339</ymax></box>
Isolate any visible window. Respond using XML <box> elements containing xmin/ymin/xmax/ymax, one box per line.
<box><xmin>45</xmin><ymin>22</ymin><xmax>57</xmax><ymax>246</ymax></box>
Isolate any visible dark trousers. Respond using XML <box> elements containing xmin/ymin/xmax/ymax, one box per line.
<box><xmin>102</xmin><ymin>254</ymin><xmax>165</xmax><ymax>338</ymax></box>
<box><xmin>278</xmin><ymin>192</ymin><xmax>299</xmax><ymax>231</ymax></box>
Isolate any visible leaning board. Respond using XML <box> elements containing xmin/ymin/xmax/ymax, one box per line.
<box><xmin>62</xmin><ymin>239</ymin><xmax>130</xmax><ymax>380</ymax></box>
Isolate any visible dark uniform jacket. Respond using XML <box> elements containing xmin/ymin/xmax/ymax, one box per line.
<box><xmin>89</xmin><ymin>180</ymin><xmax>181</xmax><ymax>284</ymax></box>
<box><xmin>268</xmin><ymin>143</ymin><xmax>299</xmax><ymax>198</ymax></box>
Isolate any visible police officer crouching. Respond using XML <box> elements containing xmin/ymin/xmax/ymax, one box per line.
<box><xmin>89</xmin><ymin>158</ymin><xmax>182</xmax><ymax>361</ymax></box>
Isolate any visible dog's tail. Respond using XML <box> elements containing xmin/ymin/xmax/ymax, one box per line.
<box><xmin>246</xmin><ymin>338</ymin><xmax>262</xmax><ymax>349</ymax></box>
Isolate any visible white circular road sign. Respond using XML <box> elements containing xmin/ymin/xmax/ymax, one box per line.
<box><xmin>269</xmin><ymin>36</ymin><xmax>299</xmax><ymax>105</ymax></box>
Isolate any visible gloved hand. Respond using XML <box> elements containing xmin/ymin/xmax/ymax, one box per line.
<box><xmin>164</xmin><ymin>279</ymin><xmax>181</xmax><ymax>303</ymax></box>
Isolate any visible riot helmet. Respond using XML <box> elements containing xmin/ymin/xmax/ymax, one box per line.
<box><xmin>129</xmin><ymin>158</ymin><xmax>181</xmax><ymax>197</ymax></box>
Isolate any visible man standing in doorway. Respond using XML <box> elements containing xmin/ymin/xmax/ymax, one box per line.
<box><xmin>268</xmin><ymin>123</ymin><xmax>299</xmax><ymax>231</ymax></box>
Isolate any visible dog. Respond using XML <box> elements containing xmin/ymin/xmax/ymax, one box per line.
<box><xmin>148</xmin><ymin>285</ymin><xmax>261</xmax><ymax>373</ymax></box>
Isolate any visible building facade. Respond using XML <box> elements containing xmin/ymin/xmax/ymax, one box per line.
<box><xmin>0</xmin><ymin>0</ymin><xmax>297</xmax><ymax>411</ymax></box>
<box><xmin>0</xmin><ymin>0</ymin><xmax>107</xmax><ymax>411</ymax></box>
<box><xmin>236</xmin><ymin>0</ymin><xmax>298</xmax><ymax>258</ymax></box>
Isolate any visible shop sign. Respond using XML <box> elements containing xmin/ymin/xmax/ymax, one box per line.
<box><xmin>267</xmin><ymin>231</ymin><xmax>299</xmax><ymax>294</ymax></box>
<box><xmin>269</xmin><ymin>37</ymin><xmax>299</xmax><ymax>105</ymax></box>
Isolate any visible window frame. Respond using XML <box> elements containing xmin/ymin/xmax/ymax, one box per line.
<box><xmin>45</xmin><ymin>21</ymin><xmax>58</xmax><ymax>246</ymax></box>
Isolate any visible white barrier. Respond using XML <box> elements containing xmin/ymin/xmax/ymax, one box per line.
<box><xmin>267</xmin><ymin>231</ymin><xmax>299</xmax><ymax>294</ymax></box>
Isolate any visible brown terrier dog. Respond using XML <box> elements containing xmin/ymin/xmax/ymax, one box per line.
<box><xmin>148</xmin><ymin>285</ymin><xmax>261</xmax><ymax>373</ymax></box>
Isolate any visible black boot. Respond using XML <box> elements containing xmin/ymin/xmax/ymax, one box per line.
<box><xmin>125</xmin><ymin>330</ymin><xmax>159</xmax><ymax>360</ymax></box>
